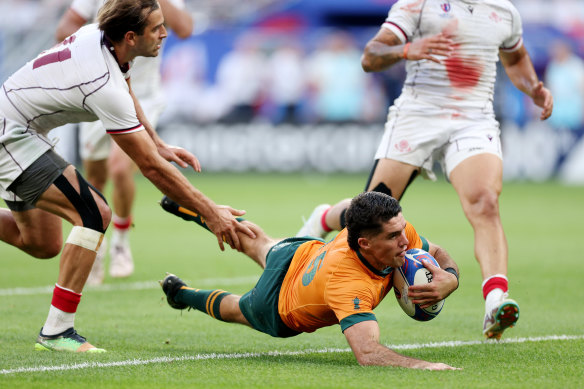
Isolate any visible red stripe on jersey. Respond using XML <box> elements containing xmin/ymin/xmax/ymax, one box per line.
<box><xmin>33</xmin><ymin>48</ymin><xmax>72</xmax><ymax>69</ymax></box>
<box><xmin>106</xmin><ymin>124</ymin><xmax>144</xmax><ymax>134</ymax></box>
<box><xmin>384</xmin><ymin>21</ymin><xmax>408</xmax><ymax>42</ymax></box>
<box><xmin>501</xmin><ymin>38</ymin><xmax>522</xmax><ymax>52</ymax></box>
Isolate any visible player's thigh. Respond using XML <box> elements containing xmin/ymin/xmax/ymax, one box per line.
<box><xmin>82</xmin><ymin>158</ymin><xmax>108</xmax><ymax>192</ymax></box>
<box><xmin>449</xmin><ymin>153</ymin><xmax>503</xmax><ymax>206</ymax></box>
<box><xmin>36</xmin><ymin>165</ymin><xmax>111</xmax><ymax>230</ymax></box>
<box><xmin>241</xmin><ymin>221</ymin><xmax>278</xmax><ymax>267</ymax></box>
<box><xmin>11</xmin><ymin>207</ymin><xmax>63</xmax><ymax>249</ymax></box>
<box><xmin>366</xmin><ymin>158</ymin><xmax>420</xmax><ymax>200</ymax></box>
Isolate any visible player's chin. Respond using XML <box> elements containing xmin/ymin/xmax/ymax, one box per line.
<box><xmin>395</xmin><ymin>253</ymin><xmax>406</xmax><ymax>267</ymax></box>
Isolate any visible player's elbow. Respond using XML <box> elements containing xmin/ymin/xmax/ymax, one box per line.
<box><xmin>361</xmin><ymin>54</ymin><xmax>375</xmax><ymax>73</ymax></box>
<box><xmin>353</xmin><ymin>350</ymin><xmax>380</xmax><ymax>366</ymax></box>
<box><xmin>171</xmin><ymin>17</ymin><xmax>194</xmax><ymax>39</ymax></box>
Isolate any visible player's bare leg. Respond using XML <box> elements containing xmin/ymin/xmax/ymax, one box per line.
<box><xmin>23</xmin><ymin>165</ymin><xmax>111</xmax><ymax>351</ymax></box>
<box><xmin>82</xmin><ymin>158</ymin><xmax>108</xmax><ymax>285</ymax></box>
<box><xmin>0</xmin><ymin>208</ymin><xmax>62</xmax><ymax>258</ymax></box>
<box><xmin>302</xmin><ymin>158</ymin><xmax>418</xmax><ymax>234</ymax></box>
<box><xmin>449</xmin><ymin>154</ymin><xmax>519</xmax><ymax>339</ymax></box>
<box><xmin>108</xmin><ymin>142</ymin><xmax>137</xmax><ymax>278</ymax></box>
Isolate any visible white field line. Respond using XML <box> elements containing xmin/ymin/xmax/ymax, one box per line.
<box><xmin>0</xmin><ymin>276</ymin><xmax>259</xmax><ymax>296</ymax></box>
<box><xmin>1</xmin><ymin>334</ymin><xmax>583</xmax><ymax>375</ymax></box>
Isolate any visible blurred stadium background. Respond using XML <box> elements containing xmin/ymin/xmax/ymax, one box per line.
<box><xmin>1</xmin><ymin>0</ymin><xmax>583</xmax><ymax>182</ymax></box>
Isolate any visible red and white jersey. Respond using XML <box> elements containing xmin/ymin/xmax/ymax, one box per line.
<box><xmin>70</xmin><ymin>0</ymin><xmax>185</xmax><ymax>100</ymax></box>
<box><xmin>383</xmin><ymin>0</ymin><xmax>523</xmax><ymax>112</ymax></box>
<box><xmin>0</xmin><ymin>24</ymin><xmax>143</xmax><ymax>183</ymax></box>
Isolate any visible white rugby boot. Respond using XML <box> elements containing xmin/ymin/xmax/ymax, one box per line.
<box><xmin>109</xmin><ymin>229</ymin><xmax>134</xmax><ymax>278</ymax></box>
<box><xmin>483</xmin><ymin>293</ymin><xmax>520</xmax><ymax>340</ymax></box>
<box><xmin>296</xmin><ymin>204</ymin><xmax>331</xmax><ymax>239</ymax></box>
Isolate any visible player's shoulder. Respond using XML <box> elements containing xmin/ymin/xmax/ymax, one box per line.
<box><xmin>486</xmin><ymin>0</ymin><xmax>521</xmax><ymax>15</ymax></box>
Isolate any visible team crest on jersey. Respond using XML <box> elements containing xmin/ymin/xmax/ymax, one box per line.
<box><xmin>440</xmin><ymin>2</ymin><xmax>451</xmax><ymax>13</ymax></box>
<box><xmin>353</xmin><ymin>297</ymin><xmax>361</xmax><ymax>310</ymax></box>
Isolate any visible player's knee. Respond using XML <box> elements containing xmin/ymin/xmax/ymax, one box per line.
<box><xmin>54</xmin><ymin>171</ymin><xmax>111</xmax><ymax>233</ymax></box>
<box><xmin>465</xmin><ymin>189</ymin><xmax>500</xmax><ymax>220</ymax></box>
<box><xmin>95</xmin><ymin>196</ymin><xmax>112</xmax><ymax>231</ymax></box>
<box><xmin>65</xmin><ymin>226</ymin><xmax>104</xmax><ymax>253</ymax></box>
<box><xmin>108</xmin><ymin>156</ymin><xmax>134</xmax><ymax>180</ymax></box>
<box><xmin>25</xmin><ymin>240</ymin><xmax>62</xmax><ymax>259</ymax></box>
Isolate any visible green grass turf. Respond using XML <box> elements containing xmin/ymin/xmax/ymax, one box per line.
<box><xmin>1</xmin><ymin>172</ymin><xmax>583</xmax><ymax>387</ymax></box>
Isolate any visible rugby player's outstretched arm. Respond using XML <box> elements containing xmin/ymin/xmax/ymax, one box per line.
<box><xmin>344</xmin><ymin>320</ymin><xmax>460</xmax><ymax>370</ymax></box>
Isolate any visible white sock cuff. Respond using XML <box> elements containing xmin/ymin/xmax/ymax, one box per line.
<box><xmin>66</xmin><ymin>226</ymin><xmax>104</xmax><ymax>252</ymax></box>
<box><xmin>481</xmin><ymin>274</ymin><xmax>508</xmax><ymax>289</ymax></box>
<box><xmin>55</xmin><ymin>283</ymin><xmax>80</xmax><ymax>295</ymax></box>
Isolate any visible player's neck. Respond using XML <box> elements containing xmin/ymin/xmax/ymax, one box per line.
<box><xmin>102</xmin><ymin>34</ymin><xmax>133</xmax><ymax>72</ymax></box>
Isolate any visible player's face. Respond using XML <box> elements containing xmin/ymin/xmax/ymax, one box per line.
<box><xmin>362</xmin><ymin>213</ymin><xmax>409</xmax><ymax>271</ymax></box>
<box><xmin>135</xmin><ymin>8</ymin><xmax>167</xmax><ymax>57</ymax></box>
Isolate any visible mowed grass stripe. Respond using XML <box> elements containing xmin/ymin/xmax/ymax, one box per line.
<box><xmin>2</xmin><ymin>335</ymin><xmax>582</xmax><ymax>375</ymax></box>
<box><xmin>0</xmin><ymin>276</ymin><xmax>259</xmax><ymax>296</ymax></box>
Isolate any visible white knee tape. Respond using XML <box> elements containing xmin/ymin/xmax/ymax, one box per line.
<box><xmin>66</xmin><ymin>226</ymin><xmax>104</xmax><ymax>252</ymax></box>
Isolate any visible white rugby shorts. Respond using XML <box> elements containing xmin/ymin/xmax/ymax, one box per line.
<box><xmin>80</xmin><ymin>97</ymin><xmax>165</xmax><ymax>161</ymax></box>
<box><xmin>374</xmin><ymin>96</ymin><xmax>502</xmax><ymax>180</ymax></box>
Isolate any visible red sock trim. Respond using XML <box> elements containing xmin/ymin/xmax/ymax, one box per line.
<box><xmin>51</xmin><ymin>284</ymin><xmax>82</xmax><ymax>313</ymax></box>
<box><xmin>482</xmin><ymin>276</ymin><xmax>508</xmax><ymax>300</ymax></box>
<box><xmin>113</xmin><ymin>215</ymin><xmax>132</xmax><ymax>230</ymax></box>
<box><xmin>320</xmin><ymin>207</ymin><xmax>332</xmax><ymax>232</ymax></box>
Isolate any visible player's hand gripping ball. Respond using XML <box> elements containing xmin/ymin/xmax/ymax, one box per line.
<box><xmin>393</xmin><ymin>248</ymin><xmax>444</xmax><ymax>321</ymax></box>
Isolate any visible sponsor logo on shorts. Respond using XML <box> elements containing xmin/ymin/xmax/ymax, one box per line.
<box><xmin>394</xmin><ymin>139</ymin><xmax>412</xmax><ymax>153</ymax></box>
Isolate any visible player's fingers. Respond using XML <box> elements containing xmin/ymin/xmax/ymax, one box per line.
<box><xmin>421</xmin><ymin>259</ymin><xmax>439</xmax><ymax>272</ymax></box>
<box><xmin>216</xmin><ymin>234</ymin><xmax>226</xmax><ymax>251</ymax></box>
<box><xmin>229</xmin><ymin>207</ymin><xmax>247</xmax><ymax>217</ymax></box>
<box><xmin>237</xmin><ymin>222</ymin><xmax>256</xmax><ymax>239</ymax></box>
<box><xmin>228</xmin><ymin>230</ymin><xmax>242</xmax><ymax>251</ymax></box>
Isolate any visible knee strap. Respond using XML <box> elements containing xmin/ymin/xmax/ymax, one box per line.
<box><xmin>66</xmin><ymin>226</ymin><xmax>104</xmax><ymax>252</ymax></box>
<box><xmin>53</xmin><ymin>170</ymin><xmax>107</xmax><ymax>233</ymax></box>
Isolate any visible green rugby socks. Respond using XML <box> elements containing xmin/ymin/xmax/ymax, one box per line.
<box><xmin>176</xmin><ymin>288</ymin><xmax>231</xmax><ymax>321</ymax></box>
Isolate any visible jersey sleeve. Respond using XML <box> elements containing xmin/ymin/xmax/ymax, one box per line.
<box><xmin>70</xmin><ymin>0</ymin><xmax>100</xmax><ymax>21</ymax></box>
<box><xmin>382</xmin><ymin>0</ymin><xmax>422</xmax><ymax>43</ymax></box>
<box><xmin>404</xmin><ymin>221</ymin><xmax>429</xmax><ymax>251</ymax></box>
<box><xmin>85</xmin><ymin>83</ymin><xmax>144</xmax><ymax>134</ymax></box>
<box><xmin>500</xmin><ymin>3</ymin><xmax>523</xmax><ymax>52</ymax></box>
<box><xmin>325</xmin><ymin>273</ymin><xmax>378</xmax><ymax>332</ymax></box>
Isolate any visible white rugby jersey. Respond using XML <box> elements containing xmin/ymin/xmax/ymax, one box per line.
<box><xmin>0</xmin><ymin>24</ymin><xmax>143</xmax><ymax>185</ymax></box>
<box><xmin>70</xmin><ymin>0</ymin><xmax>186</xmax><ymax>100</ymax></box>
<box><xmin>383</xmin><ymin>0</ymin><xmax>523</xmax><ymax>112</ymax></box>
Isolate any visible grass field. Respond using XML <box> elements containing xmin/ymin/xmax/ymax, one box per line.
<box><xmin>1</xmin><ymin>172</ymin><xmax>583</xmax><ymax>388</ymax></box>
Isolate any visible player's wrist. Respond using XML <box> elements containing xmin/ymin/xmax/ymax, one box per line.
<box><xmin>444</xmin><ymin>267</ymin><xmax>459</xmax><ymax>289</ymax></box>
<box><xmin>403</xmin><ymin>42</ymin><xmax>411</xmax><ymax>60</ymax></box>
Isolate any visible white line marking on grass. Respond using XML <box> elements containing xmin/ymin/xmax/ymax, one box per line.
<box><xmin>0</xmin><ymin>276</ymin><xmax>259</xmax><ymax>296</ymax></box>
<box><xmin>1</xmin><ymin>334</ymin><xmax>582</xmax><ymax>375</ymax></box>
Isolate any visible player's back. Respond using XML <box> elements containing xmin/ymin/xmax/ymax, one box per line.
<box><xmin>279</xmin><ymin>230</ymin><xmax>392</xmax><ymax>333</ymax></box>
<box><xmin>1</xmin><ymin>24</ymin><xmax>123</xmax><ymax>134</ymax></box>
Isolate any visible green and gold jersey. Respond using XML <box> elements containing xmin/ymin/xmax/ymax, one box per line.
<box><xmin>278</xmin><ymin>222</ymin><xmax>428</xmax><ymax>333</ymax></box>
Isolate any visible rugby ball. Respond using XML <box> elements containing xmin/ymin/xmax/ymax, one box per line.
<box><xmin>393</xmin><ymin>248</ymin><xmax>444</xmax><ymax>321</ymax></box>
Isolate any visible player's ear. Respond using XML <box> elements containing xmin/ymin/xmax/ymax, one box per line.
<box><xmin>357</xmin><ymin>237</ymin><xmax>370</xmax><ymax>250</ymax></box>
<box><xmin>124</xmin><ymin>31</ymin><xmax>137</xmax><ymax>46</ymax></box>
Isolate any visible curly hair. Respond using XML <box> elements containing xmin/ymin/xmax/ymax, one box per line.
<box><xmin>98</xmin><ymin>0</ymin><xmax>160</xmax><ymax>42</ymax></box>
<box><xmin>346</xmin><ymin>192</ymin><xmax>402</xmax><ymax>251</ymax></box>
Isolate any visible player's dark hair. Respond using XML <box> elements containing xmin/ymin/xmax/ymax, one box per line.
<box><xmin>98</xmin><ymin>0</ymin><xmax>159</xmax><ymax>42</ymax></box>
<box><xmin>346</xmin><ymin>192</ymin><xmax>402</xmax><ymax>251</ymax></box>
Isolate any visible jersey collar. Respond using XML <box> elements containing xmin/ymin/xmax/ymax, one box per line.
<box><xmin>101</xmin><ymin>33</ymin><xmax>130</xmax><ymax>74</ymax></box>
<box><xmin>355</xmin><ymin>249</ymin><xmax>393</xmax><ymax>278</ymax></box>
